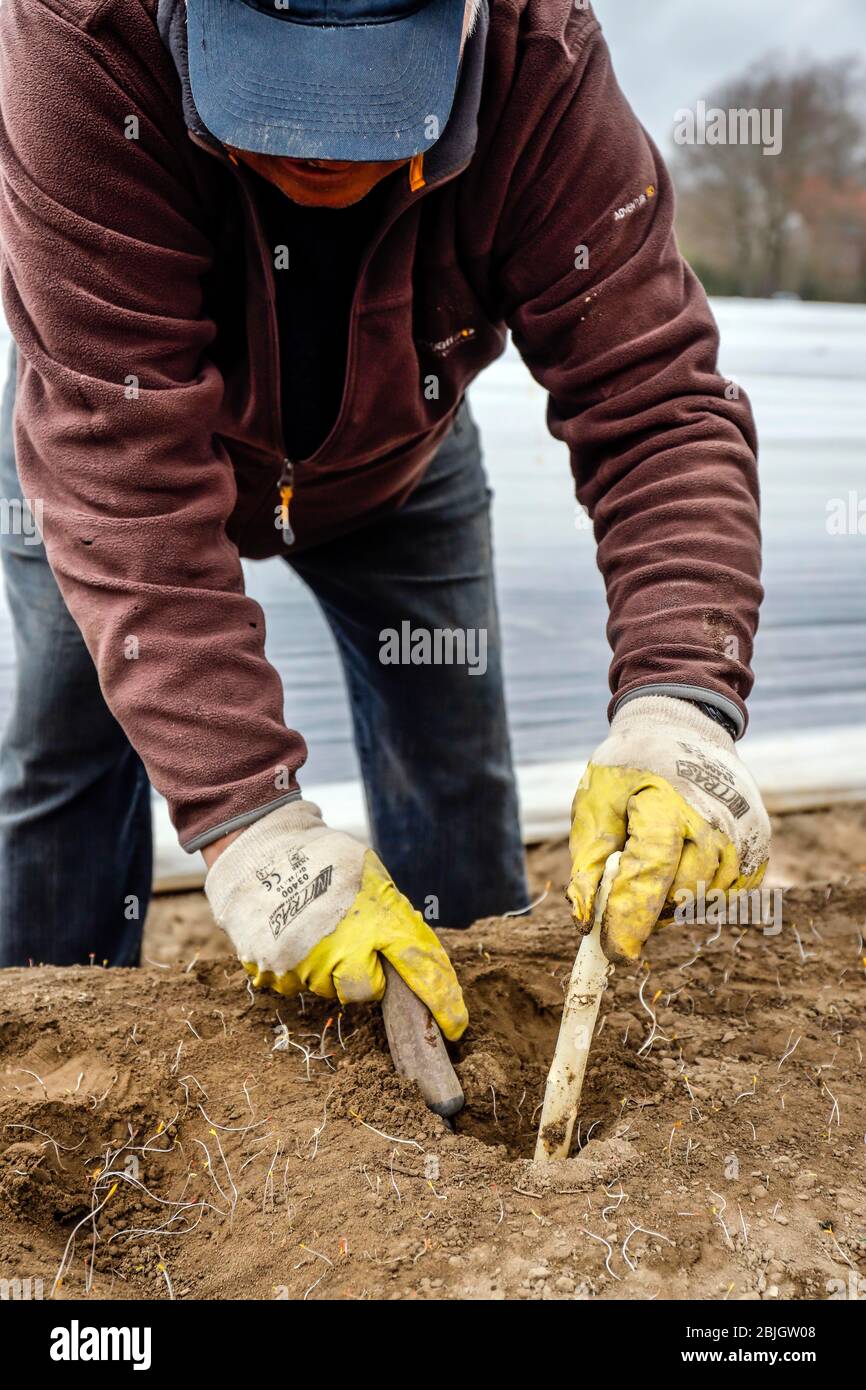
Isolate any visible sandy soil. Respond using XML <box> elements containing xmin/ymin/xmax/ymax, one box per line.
<box><xmin>1</xmin><ymin>805</ymin><xmax>864</xmax><ymax>1301</ymax></box>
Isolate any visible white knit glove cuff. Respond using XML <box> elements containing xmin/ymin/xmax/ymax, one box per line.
<box><xmin>611</xmin><ymin>695</ymin><xmax>735</xmax><ymax>751</ymax></box>
<box><xmin>204</xmin><ymin>800</ymin><xmax>327</xmax><ymax>923</ymax></box>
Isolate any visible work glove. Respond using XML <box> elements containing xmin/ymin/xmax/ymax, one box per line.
<box><xmin>567</xmin><ymin>695</ymin><xmax>770</xmax><ymax>962</ymax></box>
<box><xmin>204</xmin><ymin>801</ymin><xmax>468</xmax><ymax>1040</ymax></box>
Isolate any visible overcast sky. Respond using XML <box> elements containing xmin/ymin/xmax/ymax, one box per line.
<box><xmin>592</xmin><ymin>0</ymin><xmax>865</xmax><ymax>153</ymax></box>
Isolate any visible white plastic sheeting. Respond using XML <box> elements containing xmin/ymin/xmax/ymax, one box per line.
<box><xmin>0</xmin><ymin>299</ymin><xmax>863</xmax><ymax>888</ymax></box>
<box><xmin>152</xmin><ymin>724</ymin><xmax>866</xmax><ymax>887</ymax></box>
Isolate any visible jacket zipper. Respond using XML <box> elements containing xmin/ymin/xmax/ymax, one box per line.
<box><xmin>277</xmin><ymin>458</ymin><xmax>295</xmax><ymax>546</ymax></box>
<box><xmin>189</xmin><ymin>130</ymin><xmax>471</xmax><ymax>548</ymax></box>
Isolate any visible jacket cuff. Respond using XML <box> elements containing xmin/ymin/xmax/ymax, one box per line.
<box><xmin>610</xmin><ymin>683</ymin><xmax>746</xmax><ymax>739</ymax></box>
<box><xmin>182</xmin><ymin>788</ymin><xmax>305</xmax><ymax>853</ymax></box>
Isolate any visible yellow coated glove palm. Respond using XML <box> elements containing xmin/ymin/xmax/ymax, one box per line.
<box><xmin>568</xmin><ymin>697</ymin><xmax>770</xmax><ymax>962</ymax></box>
<box><xmin>204</xmin><ymin>801</ymin><xmax>467</xmax><ymax>1041</ymax></box>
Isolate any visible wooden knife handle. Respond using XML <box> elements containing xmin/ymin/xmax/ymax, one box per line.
<box><xmin>380</xmin><ymin>960</ymin><xmax>464</xmax><ymax>1119</ymax></box>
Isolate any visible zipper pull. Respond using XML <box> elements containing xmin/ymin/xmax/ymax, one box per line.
<box><xmin>277</xmin><ymin>459</ymin><xmax>295</xmax><ymax>546</ymax></box>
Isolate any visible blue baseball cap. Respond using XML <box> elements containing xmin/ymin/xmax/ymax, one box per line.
<box><xmin>186</xmin><ymin>0</ymin><xmax>467</xmax><ymax>162</ymax></box>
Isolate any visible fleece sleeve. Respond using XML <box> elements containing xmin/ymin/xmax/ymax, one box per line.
<box><xmin>0</xmin><ymin>0</ymin><xmax>306</xmax><ymax>847</ymax></box>
<box><xmin>493</xmin><ymin>12</ymin><xmax>762</xmax><ymax>733</ymax></box>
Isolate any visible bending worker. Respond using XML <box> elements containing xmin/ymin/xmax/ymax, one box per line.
<box><xmin>0</xmin><ymin>0</ymin><xmax>769</xmax><ymax>1035</ymax></box>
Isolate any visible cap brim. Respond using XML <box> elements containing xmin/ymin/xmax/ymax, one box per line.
<box><xmin>186</xmin><ymin>0</ymin><xmax>466</xmax><ymax>161</ymax></box>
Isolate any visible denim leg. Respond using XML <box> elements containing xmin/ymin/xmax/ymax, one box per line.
<box><xmin>0</xmin><ymin>344</ymin><xmax>152</xmax><ymax>965</ymax></box>
<box><xmin>289</xmin><ymin>401</ymin><xmax>528</xmax><ymax>929</ymax></box>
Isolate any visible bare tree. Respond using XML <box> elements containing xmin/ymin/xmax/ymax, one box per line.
<box><xmin>672</xmin><ymin>55</ymin><xmax>866</xmax><ymax>300</ymax></box>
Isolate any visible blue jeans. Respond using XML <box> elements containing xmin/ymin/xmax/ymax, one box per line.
<box><xmin>0</xmin><ymin>349</ymin><xmax>526</xmax><ymax>963</ymax></box>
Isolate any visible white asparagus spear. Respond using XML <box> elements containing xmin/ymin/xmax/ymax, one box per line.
<box><xmin>534</xmin><ymin>851</ymin><xmax>620</xmax><ymax>1162</ymax></box>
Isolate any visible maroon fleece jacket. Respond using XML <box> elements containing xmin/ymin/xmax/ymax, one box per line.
<box><xmin>0</xmin><ymin>0</ymin><xmax>761</xmax><ymax>850</ymax></box>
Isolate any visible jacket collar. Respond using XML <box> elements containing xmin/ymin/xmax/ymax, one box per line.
<box><xmin>156</xmin><ymin>0</ymin><xmax>488</xmax><ymax>188</ymax></box>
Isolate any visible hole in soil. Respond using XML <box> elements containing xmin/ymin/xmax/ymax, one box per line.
<box><xmin>451</xmin><ymin>966</ymin><xmax>664</xmax><ymax>1157</ymax></box>
<box><xmin>260</xmin><ymin>964</ymin><xmax>659</xmax><ymax>1160</ymax></box>
<box><xmin>452</xmin><ymin>969</ymin><xmax>570</xmax><ymax>1156</ymax></box>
